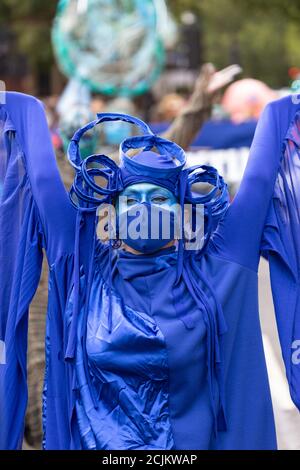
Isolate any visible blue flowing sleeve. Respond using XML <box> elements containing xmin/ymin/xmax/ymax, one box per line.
<box><xmin>210</xmin><ymin>101</ymin><xmax>286</xmax><ymax>270</ymax></box>
<box><xmin>0</xmin><ymin>93</ymin><xmax>76</xmax><ymax>449</ymax></box>
<box><xmin>210</xmin><ymin>96</ymin><xmax>300</xmax><ymax>411</ymax></box>
<box><xmin>0</xmin><ymin>105</ymin><xmax>43</xmax><ymax>449</ymax></box>
<box><xmin>261</xmin><ymin>108</ymin><xmax>300</xmax><ymax>411</ymax></box>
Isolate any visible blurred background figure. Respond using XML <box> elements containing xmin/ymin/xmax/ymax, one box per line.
<box><xmin>222</xmin><ymin>78</ymin><xmax>278</xmax><ymax>123</ymax></box>
<box><xmin>154</xmin><ymin>93</ymin><xmax>187</xmax><ymax>121</ymax></box>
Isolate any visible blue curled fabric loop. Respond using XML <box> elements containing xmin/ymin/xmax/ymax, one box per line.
<box><xmin>81</xmin><ymin>154</ymin><xmax>120</xmax><ymax>196</ymax></box>
<box><xmin>70</xmin><ymin>172</ymin><xmax>110</xmax><ymax>208</ymax></box>
<box><xmin>175</xmin><ymin>164</ymin><xmax>229</xmax><ymax>283</ymax></box>
<box><xmin>185</xmin><ymin>165</ymin><xmax>230</xmax><ymax>226</ymax></box>
<box><xmin>68</xmin><ymin>113</ymin><xmax>155</xmax><ymax>210</ymax></box>
<box><xmin>68</xmin><ymin>112</ymin><xmax>154</xmax><ymax>170</ymax></box>
<box><xmin>186</xmin><ymin>165</ymin><xmax>229</xmax><ymax>209</ymax></box>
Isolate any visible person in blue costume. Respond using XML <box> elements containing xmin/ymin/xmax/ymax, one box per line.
<box><xmin>0</xmin><ymin>91</ymin><xmax>300</xmax><ymax>450</ymax></box>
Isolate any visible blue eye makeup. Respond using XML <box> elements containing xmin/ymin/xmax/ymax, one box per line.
<box><xmin>118</xmin><ymin>183</ymin><xmax>178</xmax><ymax>215</ymax></box>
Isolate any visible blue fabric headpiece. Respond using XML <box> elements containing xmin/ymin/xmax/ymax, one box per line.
<box><xmin>67</xmin><ymin>111</ymin><xmax>230</xmax><ymax>291</ymax></box>
<box><xmin>67</xmin><ymin>113</ymin><xmax>230</xmax><ymax>432</ymax></box>
<box><xmin>119</xmin><ymin>136</ymin><xmax>186</xmax><ymax>194</ymax></box>
<box><xmin>68</xmin><ymin>112</ymin><xmax>229</xmax><ymax>214</ymax></box>
<box><xmin>68</xmin><ymin>113</ymin><xmax>187</xmax><ymax>204</ymax></box>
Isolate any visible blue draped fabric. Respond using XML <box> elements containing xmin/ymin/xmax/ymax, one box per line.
<box><xmin>0</xmin><ymin>93</ymin><xmax>77</xmax><ymax>450</ymax></box>
<box><xmin>0</xmin><ymin>104</ymin><xmax>43</xmax><ymax>449</ymax></box>
<box><xmin>0</xmin><ymin>92</ymin><xmax>299</xmax><ymax>450</ymax></box>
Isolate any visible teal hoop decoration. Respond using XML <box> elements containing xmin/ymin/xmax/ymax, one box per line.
<box><xmin>52</xmin><ymin>0</ymin><xmax>165</xmax><ymax>97</ymax></box>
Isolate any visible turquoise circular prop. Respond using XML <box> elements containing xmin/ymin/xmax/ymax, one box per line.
<box><xmin>52</xmin><ymin>0</ymin><xmax>165</xmax><ymax>96</ymax></box>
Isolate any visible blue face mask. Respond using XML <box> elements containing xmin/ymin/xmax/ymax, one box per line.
<box><xmin>117</xmin><ymin>184</ymin><xmax>178</xmax><ymax>254</ymax></box>
<box><xmin>118</xmin><ymin>202</ymin><xmax>176</xmax><ymax>254</ymax></box>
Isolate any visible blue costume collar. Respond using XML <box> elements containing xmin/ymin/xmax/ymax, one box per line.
<box><xmin>116</xmin><ymin>246</ymin><xmax>177</xmax><ymax>280</ymax></box>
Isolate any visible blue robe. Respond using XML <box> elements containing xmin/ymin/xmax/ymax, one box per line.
<box><xmin>0</xmin><ymin>92</ymin><xmax>299</xmax><ymax>450</ymax></box>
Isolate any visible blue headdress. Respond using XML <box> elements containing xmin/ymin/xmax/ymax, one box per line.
<box><xmin>68</xmin><ymin>113</ymin><xmax>229</xmax><ymax>267</ymax></box>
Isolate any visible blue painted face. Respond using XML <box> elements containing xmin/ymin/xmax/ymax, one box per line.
<box><xmin>117</xmin><ymin>183</ymin><xmax>178</xmax><ymax>254</ymax></box>
<box><xmin>118</xmin><ymin>183</ymin><xmax>178</xmax><ymax>214</ymax></box>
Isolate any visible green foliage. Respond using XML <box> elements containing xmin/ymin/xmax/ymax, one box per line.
<box><xmin>169</xmin><ymin>0</ymin><xmax>300</xmax><ymax>87</ymax></box>
<box><xmin>0</xmin><ymin>0</ymin><xmax>58</xmax><ymax>69</ymax></box>
<box><xmin>236</xmin><ymin>0</ymin><xmax>300</xmax><ymax>21</ymax></box>
<box><xmin>170</xmin><ymin>0</ymin><xmax>300</xmax><ymax>21</ymax></box>
<box><xmin>1</xmin><ymin>0</ymin><xmax>300</xmax><ymax>88</ymax></box>
<box><xmin>0</xmin><ymin>0</ymin><xmax>57</xmax><ymax>20</ymax></box>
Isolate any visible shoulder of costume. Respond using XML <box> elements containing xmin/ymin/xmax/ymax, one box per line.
<box><xmin>1</xmin><ymin>91</ymin><xmax>77</xmax><ymax>259</ymax></box>
<box><xmin>267</xmin><ymin>95</ymin><xmax>300</xmax><ymax>123</ymax></box>
<box><xmin>1</xmin><ymin>92</ymin><xmax>47</xmax><ymax>148</ymax></box>
<box><xmin>258</xmin><ymin>95</ymin><xmax>300</xmax><ymax>146</ymax></box>
<box><xmin>4</xmin><ymin>91</ymin><xmax>43</xmax><ymax>108</ymax></box>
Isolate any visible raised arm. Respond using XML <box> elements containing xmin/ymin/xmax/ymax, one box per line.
<box><xmin>0</xmin><ymin>93</ymin><xmax>76</xmax><ymax>449</ymax></box>
<box><xmin>209</xmin><ymin>95</ymin><xmax>300</xmax><ymax>411</ymax></box>
<box><xmin>4</xmin><ymin>93</ymin><xmax>76</xmax><ymax>263</ymax></box>
<box><xmin>261</xmin><ymin>102</ymin><xmax>300</xmax><ymax>411</ymax></box>
<box><xmin>161</xmin><ymin>64</ymin><xmax>215</xmax><ymax>150</ymax></box>
<box><xmin>210</xmin><ymin>100</ymin><xmax>287</xmax><ymax>270</ymax></box>
<box><xmin>0</xmin><ymin>104</ymin><xmax>43</xmax><ymax>449</ymax></box>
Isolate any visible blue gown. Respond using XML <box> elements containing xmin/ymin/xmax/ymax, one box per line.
<box><xmin>0</xmin><ymin>92</ymin><xmax>299</xmax><ymax>450</ymax></box>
